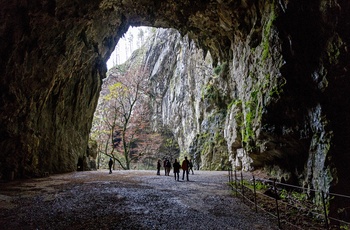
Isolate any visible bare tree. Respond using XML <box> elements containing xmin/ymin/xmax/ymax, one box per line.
<box><xmin>91</xmin><ymin>64</ymin><xmax>164</xmax><ymax>170</ymax></box>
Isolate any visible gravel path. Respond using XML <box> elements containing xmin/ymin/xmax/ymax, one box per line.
<box><xmin>0</xmin><ymin>170</ymin><xmax>279</xmax><ymax>230</ymax></box>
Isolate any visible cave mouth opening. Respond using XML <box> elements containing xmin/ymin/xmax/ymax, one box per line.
<box><xmin>91</xmin><ymin>26</ymin><xmax>186</xmax><ymax>172</ymax></box>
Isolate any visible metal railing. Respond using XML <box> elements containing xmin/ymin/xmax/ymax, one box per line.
<box><xmin>227</xmin><ymin>168</ymin><xmax>350</xmax><ymax>229</ymax></box>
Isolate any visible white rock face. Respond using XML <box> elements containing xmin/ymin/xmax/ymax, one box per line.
<box><xmin>130</xmin><ymin>25</ymin><xmax>335</xmax><ymax>196</ymax></box>
<box><xmin>144</xmin><ymin>28</ymin><xmax>282</xmax><ymax>171</ymax></box>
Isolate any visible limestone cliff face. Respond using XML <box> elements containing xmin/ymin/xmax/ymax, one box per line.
<box><xmin>140</xmin><ymin>24</ymin><xmax>302</xmax><ymax>178</ymax></box>
<box><xmin>0</xmin><ymin>0</ymin><xmax>349</xmax><ymax>216</ymax></box>
<box><xmin>143</xmin><ymin>29</ymin><xmax>226</xmax><ymax>170</ymax></box>
<box><xmin>137</xmin><ymin>2</ymin><xmax>343</xmax><ymax>198</ymax></box>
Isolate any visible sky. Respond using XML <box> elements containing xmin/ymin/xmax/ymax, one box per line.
<box><xmin>106</xmin><ymin>26</ymin><xmax>150</xmax><ymax>69</ymax></box>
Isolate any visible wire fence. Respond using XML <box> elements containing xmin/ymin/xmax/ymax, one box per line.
<box><xmin>227</xmin><ymin>168</ymin><xmax>350</xmax><ymax>229</ymax></box>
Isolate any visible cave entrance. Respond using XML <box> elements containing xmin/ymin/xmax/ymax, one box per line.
<box><xmin>90</xmin><ymin>26</ymin><xmax>194</xmax><ymax>172</ymax></box>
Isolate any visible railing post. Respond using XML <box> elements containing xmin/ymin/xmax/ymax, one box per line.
<box><xmin>321</xmin><ymin>190</ymin><xmax>329</xmax><ymax>229</ymax></box>
<box><xmin>228</xmin><ymin>167</ymin><xmax>231</xmax><ymax>183</ymax></box>
<box><xmin>253</xmin><ymin>175</ymin><xmax>257</xmax><ymax>213</ymax></box>
<box><xmin>234</xmin><ymin>169</ymin><xmax>238</xmax><ymax>196</ymax></box>
<box><xmin>273</xmin><ymin>180</ymin><xmax>281</xmax><ymax>229</ymax></box>
<box><xmin>231</xmin><ymin>168</ymin><xmax>233</xmax><ymax>185</ymax></box>
<box><xmin>241</xmin><ymin>170</ymin><xmax>244</xmax><ymax>203</ymax></box>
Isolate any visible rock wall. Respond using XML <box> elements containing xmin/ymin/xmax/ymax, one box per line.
<box><xmin>0</xmin><ymin>0</ymin><xmax>349</xmax><ymax>217</ymax></box>
<box><xmin>143</xmin><ymin>29</ymin><xmax>223</xmax><ymax>170</ymax></box>
<box><xmin>0</xmin><ymin>1</ymin><xmax>117</xmax><ymax>177</ymax></box>
<box><xmin>139</xmin><ymin>2</ymin><xmax>349</xmax><ymax>197</ymax></box>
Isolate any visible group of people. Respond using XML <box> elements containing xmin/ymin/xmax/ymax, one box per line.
<box><xmin>157</xmin><ymin>157</ymin><xmax>194</xmax><ymax>181</ymax></box>
<box><xmin>107</xmin><ymin>157</ymin><xmax>194</xmax><ymax>181</ymax></box>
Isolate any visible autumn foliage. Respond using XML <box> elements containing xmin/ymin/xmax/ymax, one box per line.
<box><xmin>90</xmin><ymin>65</ymin><xmax>164</xmax><ymax>170</ymax></box>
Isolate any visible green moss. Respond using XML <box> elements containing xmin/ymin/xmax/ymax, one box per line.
<box><xmin>241</xmin><ymin>89</ymin><xmax>260</xmax><ymax>151</ymax></box>
<box><xmin>214</xmin><ymin>131</ymin><xmax>226</xmax><ymax>146</ymax></box>
<box><xmin>196</xmin><ymin>111</ymin><xmax>229</xmax><ymax>170</ymax></box>
<box><xmin>201</xmin><ymin>83</ymin><xmax>217</xmax><ymax>100</ymax></box>
<box><xmin>198</xmin><ymin>132</ymin><xmax>210</xmax><ymax>140</ymax></box>
<box><xmin>229</xmin><ymin>179</ymin><xmax>269</xmax><ymax>191</ymax></box>
<box><xmin>201</xmin><ymin>141</ymin><xmax>213</xmax><ymax>169</ymax></box>
<box><xmin>213</xmin><ymin>62</ymin><xmax>228</xmax><ymax>76</ymax></box>
<box><xmin>227</xmin><ymin>99</ymin><xmax>242</xmax><ymax>110</ymax></box>
<box><xmin>261</xmin><ymin>5</ymin><xmax>276</xmax><ymax>61</ymax></box>
<box><xmin>244</xmin><ymin>117</ymin><xmax>253</xmax><ymax>141</ymax></box>
<box><xmin>213</xmin><ymin>65</ymin><xmax>222</xmax><ymax>76</ymax></box>
<box><xmin>262</xmin><ymin>74</ymin><xmax>271</xmax><ymax>90</ymax></box>
<box><xmin>221</xmin><ymin>62</ymin><xmax>228</xmax><ymax>72</ymax></box>
<box><xmin>269</xmin><ymin>77</ymin><xmax>286</xmax><ymax>98</ymax></box>
<box><xmin>201</xmin><ymin>83</ymin><xmax>228</xmax><ymax>110</ymax></box>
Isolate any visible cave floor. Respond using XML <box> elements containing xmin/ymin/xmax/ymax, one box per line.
<box><xmin>0</xmin><ymin>170</ymin><xmax>281</xmax><ymax>230</ymax></box>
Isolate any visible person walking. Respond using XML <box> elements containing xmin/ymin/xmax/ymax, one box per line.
<box><xmin>108</xmin><ymin>158</ymin><xmax>113</xmax><ymax>174</ymax></box>
<box><xmin>165</xmin><ymin>159</ymin><xmax>171</xmax><ymax>176</ymax></box>
<box><xmin>189</xmin><ymin>159</ymin><xmax>194</xmax><ymax>175</ymax></box>
<box><xmin>163</xmin><ymin>159</ymin><xmax>167</xmax><ymax>175</ymax></box>
<box><xmin>157</xmin><ymin>159</ymin><xmax>161</xmax><ymax>175</ymax></box>
<box><xmin>173</xmin><ymin>159</ymin><xmax>181</xmax><ymax>181</ymax></box>
<box><xmin>182</xmin><ymin>157</ymin><xmax>190</xmax><ymax>181</ymax></box>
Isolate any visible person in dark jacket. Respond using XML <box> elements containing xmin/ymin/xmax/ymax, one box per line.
<box><xmin>165</xmin><ymin>159</ymin><xmax>171</xmax><ymax>176</ymax></box>
<box><xmin>108</xmin><ymin>158</ymin><xmax>113</xmax><ymax>174</ymax></box>
<box><xmin>173</xmin><ymin>159</ymin><xmax>181</xmax><ymax>181</ymax></box>
<box><xmin>181</xmin><ymin>157</ymin><xmax>190</xmax><ymax>181</ymax></box>
<box><xmin>163</xmin><ymin>159</ymin><xmax>167</xmax><ymax>175</ymax></box>
<box><xmin>189</xmin><ymin>159</ymin><xmax>194</xmax><ymax>175</ymax></box>
<box><xmin>157</xmin><ymin>159</ymin><xmax>161</xmax><ymax>175</ymax></box>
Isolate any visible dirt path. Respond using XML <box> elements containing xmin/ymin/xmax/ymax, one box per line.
<box><xmin>0</xmin><ymin>170</ymin><xmax>278</xmax><ymax>230</ymax></box>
